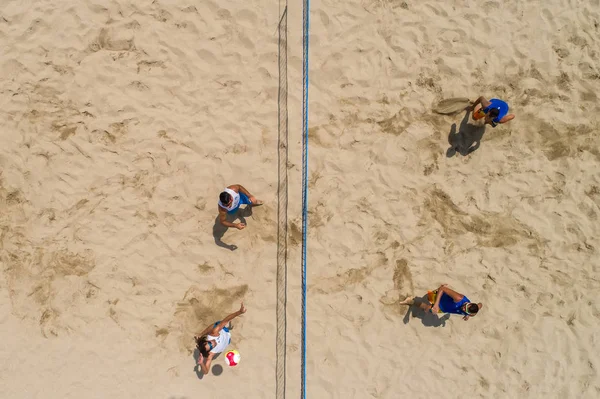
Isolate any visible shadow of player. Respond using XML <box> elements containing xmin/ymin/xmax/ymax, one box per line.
<box><xmin>446</xmin><ymin>109</ymin><xmax>487</xmax><ymax>157</ymax></box>
<box><xmin>212</xmin><ymin>206</ymin><xmax>254</xmax><ymax>251</ymax></box>
<box><xmin>402</xmin><ymin>294</ymin><xmax>451</xmax><ymax>327</ymax></box>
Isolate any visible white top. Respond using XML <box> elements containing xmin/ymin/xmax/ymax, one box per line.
<box><xmin>207</xmin><ymin>328</ymin><xmax>231</xmax><ymax>354</ymax></box>
<box><xmin>218</xmin><ymin>188</ymin><xmax>240</xmax><ymax>211</ymax></box>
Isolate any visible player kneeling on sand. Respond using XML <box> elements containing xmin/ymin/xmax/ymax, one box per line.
<box><xmin>469</xmin><ymin>96</ymin><xmax>515</xmax><ymax>127</ymax></box>
<box><xmin>400</xmin><ymin>284</ymin><xmax>483</xmax><ymax>321</ymax></box>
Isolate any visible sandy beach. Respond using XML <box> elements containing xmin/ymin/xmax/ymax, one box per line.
<box><xmin>1</xmin><ymin>0</ymin><xmax>600</xmax><ymax>398</ymax></box>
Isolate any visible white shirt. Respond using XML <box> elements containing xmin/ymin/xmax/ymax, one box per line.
<box><xmin>207</xmin><ymin>328</ymin><xmax>231</xmax><ymax>354</ymax></box>
<box><xmin>218</xmin><ymin>188</ymin><xmax>240</xmax><ymax>211</ymax></box>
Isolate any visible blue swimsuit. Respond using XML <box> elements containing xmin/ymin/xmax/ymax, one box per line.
<box><xmin>483</xmin><ymin>98</ymin><xmax>509</xmax><ymax>127</ymax></box>
<box><xmin>438</xmin><ymin>293</ymin><xmax>470</xmax><ymax>316</ymax></box>
<box><xmin>228</xmin><ymin>192</ymin><xmax>251</xmax><ymax>214</ymax></box>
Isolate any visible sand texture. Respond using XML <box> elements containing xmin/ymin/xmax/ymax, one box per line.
<box><xmin>1</xmin><ymin>0</ymin><xmax>600</xmax><ymax>398</ymax></box>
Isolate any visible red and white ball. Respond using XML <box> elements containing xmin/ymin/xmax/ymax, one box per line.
<box><xmin>224</xmin><ymin>350</ymin><xmax>240</xmax><ymax>367</ymax></box>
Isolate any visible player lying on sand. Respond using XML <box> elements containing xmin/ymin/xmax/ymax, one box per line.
<box><xmin>469</xmin><ymin>96</ymin><xmax>515</xmax><ymax>127</ymax></box>
<box><xmin>400</xmin><ymin>284</ymin><xmax>483</xmax><ymax>321</ymax></box>
<box><xmin>195</xmin><ymin>302</ymin><xmax>247</xmax><ymax>375</ymax></box>
<box><xmin>217</xmin><ymin>184</ymin><xmax>263</xmax><ymax>230</ymax></box>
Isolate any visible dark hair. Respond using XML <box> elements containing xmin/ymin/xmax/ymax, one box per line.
<box><xmin>467</xmin><ymin>303</ymin><xmax>479</xmax><ymax>314</ymax></box>
<box><xmin>488</xmin><ymin>108</ymin><xmax>500</xmax><ymax>118</ymax></box>
<box><xmin>195</xmin><ymin>335</ymin><xmax>210</xmax><ymax>357</ymax></box>
<box><xmin>219</xmin><ymin>192</ymin><xmax>231</xmax><ymax>204</ymax></box>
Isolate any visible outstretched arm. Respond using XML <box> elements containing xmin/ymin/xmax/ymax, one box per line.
<box><xmin>213</xmin><ymin>303</ymin><xmax>247</xmax><ymax>334</ymax></box>
<box><xmin>499</xmin><ymin>114</ymin><xmax>515</xmax><ymax>124</ymax></box>
<box><xmin>195</xmin><ymin>324</ymin><xmax>213</xmax><ymax>338</ymax></box>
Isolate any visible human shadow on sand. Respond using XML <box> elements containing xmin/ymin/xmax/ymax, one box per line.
<box><xmin>446</xmin><ymin>109</ymin><xmax>486</xmax><ymax>157</ymax></box>
<box><xmin>212</xmin><ymin>206</ymin><xmax>254</xmax><ymax>251</ymax></box>
<box><xmin>402</xmin><ymin>294</ymin><xmax>451</xmax><ymax>327</ymax></box>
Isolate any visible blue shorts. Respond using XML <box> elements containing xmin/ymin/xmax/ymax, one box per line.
<box><xmin>213</xmin><ymin>321</ymin><xmax>229</xmax><ymax>332</ymax></box>
<box><xmin>227</xmin><ymin>192</ymin><xmax>252</xmax><ymax>214</ymax></box>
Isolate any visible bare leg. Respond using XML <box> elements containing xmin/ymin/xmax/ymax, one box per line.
<box><xmin>399</xmin><ymin>296</ymin><xmax>415</xmax><ymax>305</ymax></box>
<box><xmin>400</xmin><ymin>296</ymin><xmax>433</xmax><ymax>311</ymax></box>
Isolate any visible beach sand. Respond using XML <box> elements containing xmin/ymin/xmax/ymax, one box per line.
<box><xmin>1</xmin><ymin>0</ymin><xmax>600</xmax><ymax>398</ymax></box>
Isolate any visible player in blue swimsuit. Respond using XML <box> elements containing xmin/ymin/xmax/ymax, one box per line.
<box><xmin>400</xmin><ymin>284</ymin><xmax>483</xmax><ymax>321</ymax></box>
<box><xmin>469</xmin><ymin>96</ymin><xmax>515</xmax><ymax>127</ymax></box>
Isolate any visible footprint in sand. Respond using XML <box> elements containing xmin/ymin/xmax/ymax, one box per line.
<box><xmin>380</xmin><ymin>259</ymin><xmax>414</xmax><ymax>312</ymax></box>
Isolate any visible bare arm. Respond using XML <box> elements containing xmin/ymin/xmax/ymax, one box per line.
<box><xmin>230</xmin><ymin>184</ymin><xmax>252</xmax><ymax>197</ymax></box>
<box><xmin>471</xmin><ymin>96</ymin><xmax>491</xmax><ymax>109</ymax></box>
<box><xmin>218</xmin><ymin>208</ymin><xmax>240</xmax><ymax>228</ymax></box>
<box><xmin>198</xmin><ymin>352</ymin><xmax>214</xmax><ymax>374</ymax></box>
<box><xmin>499</xmin><ymin>114</ymin><xmax>515</xmax><ymax>124</ymax></box>
<box><xmin>213</xmin><ymin>303</ymin><xmax>247</xmax><ymax>334</ymax></box>
<box><xmin>195</xmin><ymin>324</ymin><xmax>213</xmax><ymax>338</ymax></box>
<box><xmin>431</xmin><ymin>285</ymin><xmax>445</xmax><ymax>312</ymax></box>
<box><xmin>432</xmin><ymin>285</ymin><xmax>464</xmax><ymax>313</ymax></box>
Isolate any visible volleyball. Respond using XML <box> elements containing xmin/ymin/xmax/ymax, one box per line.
<box><xmin>224</xmin><ymin>350</ymin><xmax>240</xmax><ymax>367</ymax></box>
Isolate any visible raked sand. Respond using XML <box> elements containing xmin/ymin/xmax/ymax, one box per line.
<box><xmin>1</xmin><ymin>0</ymin><xmax>600</xmax><ymax>398</ymax></box>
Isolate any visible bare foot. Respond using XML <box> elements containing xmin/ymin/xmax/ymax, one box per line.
<box><xmin>399</xmin><ymin>296</ymin><xmax>415</xmax><ymax>306</ymax></box>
